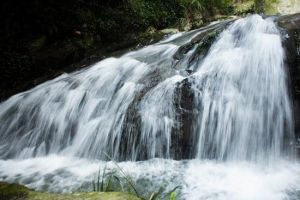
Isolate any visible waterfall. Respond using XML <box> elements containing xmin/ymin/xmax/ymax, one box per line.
<box><xmin>0</xmin><ymin>42</ymin><xmax>182</xmax><ymax>159</ymax></box>
<box><xmin>191</xmin><ymin>15</ymin><xmax>294</xmax><ymax>162</ymax></box>
<box><xmin>0</xmin><ymin>15</ymin><xmax>299</xmax><ymax>200</ymax></box>
<box><xmin>138</xmin><ymin>75</ymin><xmax>184</xmax><ymax>159</ymax></box>
<box><xmin>0</xmin><ymin>15</ymin><xmax>295</xmax><ymax>161</ymax></box>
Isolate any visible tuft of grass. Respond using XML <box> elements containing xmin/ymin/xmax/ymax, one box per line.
<box><xmin>92</xmin><ymin>163</ymin><xmax>124</xmax><ymax>193</ymax></box>
<box><xmin>103</xmin><ymin>153</ymin><xmax>181</xmax><ymax>200</ymax></box>
<box><xmin>104</xmin><ymin>153</ymin><xmax>141</xmax><ymax>198</ymax></box>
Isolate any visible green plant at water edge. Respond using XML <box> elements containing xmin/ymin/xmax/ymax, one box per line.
<box><xmin>170</xmin><ymin>192</ymin><xmax>177</xmax><ymax>200</ymax></box>
<box><xmin>92</xmin><ymin>163</ymin><xmax>123</xmax><ymax>192</ymax></box>
<box><xmin>148</xmin><ymin>185</ymin><xmax>180</xmax><ymax>200</ymax></box>
<box><xmin>104</xmin><ymin>153</ymin><xmax>141</xmax><ymax>197</ymax></box>
<box><xmin>104</xmin><ymin>153</ymin><xmax>181</xmax><ymax>200</ymax></box>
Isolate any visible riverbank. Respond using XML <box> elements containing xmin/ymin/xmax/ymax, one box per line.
<box><xmin>0</xmin><ymin>157</ymin><xmax>299</xmax><ymax>200</ymax></box>
<box><xmin>0</xmin><ymin>182</ymin><xmax>141</xmax><ymax>200</ymax></box>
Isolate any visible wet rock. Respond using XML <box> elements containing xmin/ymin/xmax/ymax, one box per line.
<box><xmin>173</xmin><ymin>78</ymin><xmax>195</xmax><ymax>159</ymax></box>
<box><xmin>277</xmin><ymin>13</ymin><xmax>300</xmax><ymax>140</ymax></box>
<box><xmin>173</xmin><ymin>20</ymin><xmax>233</xmax><ymax>71</ymax></box>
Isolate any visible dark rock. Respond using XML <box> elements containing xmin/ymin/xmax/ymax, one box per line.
<box><xmin>173</xmin><ymin>19</ymin><xmax>233</xmax><ymax>72</ymax></box>
<box><xmin>277</xmin><ymin>13</ymin><xmax>300</xmax><ymax>140</ymax></box>
<box><xmin>173</xmin><ymin>78</ymin><xmax>195</xmax><ymax>159</ymax></box>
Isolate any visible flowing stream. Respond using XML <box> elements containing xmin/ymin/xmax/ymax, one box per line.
<box><xmin>0</xmin><ymin>15</ymin><xmax>300</xmax><ymax>200</ymax></box>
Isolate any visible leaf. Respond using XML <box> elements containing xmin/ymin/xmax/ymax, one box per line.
<box><xmin>104</xmin><ymin>153</ymin><xmax>141</xmax><ymax>198</ymax></box>
<box><xmin>170</xmin><ymin>191</ymin><xmax>177</xmax><ymax>200</ymax></box>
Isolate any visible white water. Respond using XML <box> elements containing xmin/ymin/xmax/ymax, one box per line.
<box><xmin>192</xmin><ymin>15</ymin><xmax>294</xmax><ymax>163</ymax></box>
<box><xmin>0</xmin><ymin>156</ymin><xmax>299</xmax><ymax>200</ymax></box>
<box><xmin>0</xmin><ymin>15</ymin><xmax>299</xmax><ymax>200</ymax></box>
<box><xmin>0</xmin><ymin>43</ymin><xmax>180</xmax><ymax>160</ymax></box>
<box><xmin>138</xmin><ymin>75</ymin><xmax>184</xmax><ymax>159</ymax></box>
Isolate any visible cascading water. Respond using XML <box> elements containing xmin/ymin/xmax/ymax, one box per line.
<box><xmin>0</xmin><ymin>43</ymin><xmax>180</xmax><ymax>160</ymax></box>
<box><xmin>191</xmin><ymin>15</ymin><xmax>294</xmax><ymax>162</ymax></box>
<box><xmin>0</xmin><ymin>15</ymin><xmax>299</xmax><ymax>200</ymax></box>
<box><xmin>138</xmin><ymin>75</ymin><xmax>184</xmax><ymax>159</ymax></box>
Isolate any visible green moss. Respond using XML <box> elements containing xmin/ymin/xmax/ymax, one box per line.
<box><xmin>230</xmin><ymin>0</ymin><xmax>279</xmax><ymax>15</ymax></box>
<box><xmin>234</xmin><ymin>0</ymin><xmax>255</xmax><ymax>15</ymax></box>
<box><xmin>0</xmin><ymin>182</ymin><xmax>141</xmax><ymax>200</ymax></box>
<box><xmin>0</xmin><ymin>182</ymin><xmax>30</xmax><ymax>200</ymax></box>
<box><xmin>265</xmin><ymin>0</ymin><xmax>280</xmax><ymax>14</ymax></box>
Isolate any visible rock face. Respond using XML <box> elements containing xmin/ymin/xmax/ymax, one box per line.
<box><xmin>277</xmin><ymin>13</ymin><xmax>300</xmax><ymax>140</ymax></box>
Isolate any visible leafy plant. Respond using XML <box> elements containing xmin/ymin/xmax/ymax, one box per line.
<box><xmin>104</xmin><ymin>153</ymin><xmax>141</xmax><ymax>197</ymax></box>
<box><xmin>170</xmin><ymin>192</ymin><xmax>177</xmax><ymax>200</ymax></box>
<box><xmin>92</xmin><ymin>163</ymin><xmax>123</xmax><ymax>192</ymax></box>
<box><xmin>103</xmin><ymin>153</ymin><xmax>181</xmax><ymax>200</ymax></box>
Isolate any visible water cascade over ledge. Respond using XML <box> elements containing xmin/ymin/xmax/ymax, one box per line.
<box><xmin>0</xmin><ymin>15</ymin><xmax>300</xmax><ymax>200</ymax></box>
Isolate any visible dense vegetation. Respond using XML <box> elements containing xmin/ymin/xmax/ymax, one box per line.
<box><xmin>0</xmin><ymin>0</ymin><xmax>267</xmax><ymax>100</ymax></box>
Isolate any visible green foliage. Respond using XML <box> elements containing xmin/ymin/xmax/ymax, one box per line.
<box><xmin>130</xmin><ymin>0</ymin><xmax>184</xmax><ymax>28</ymax></box>
<box><xmin>264</xmin><ymin>0</ymin><xmax>280</xmax><ymax>14</ymax></box>
<box><xmin>92</xmin><ymin>164</ymin><xmax>124</xmax><ymax>193</ymax></box>
<box><xmin>179</xmin><ymin>0</ymin><xmax>234</xmax><ymax>13</ymax></box>
<box><xmin>233</xmin><ymin>0</ymin><xmax>255</xmax><ymax>15</ymax></box>
<box><xmin>254</xmin><ymin>0</ymin><xmax>265</xmax><ymax>12</ymax></box>
<box><xmin>104</xmin><ymin>153</ymin><xmax>141</xmax><ymax>198</ymax></box>
<box><xmin>129</xmin><ymin>0</ymin><xmax>235</xmax><ymax>29</ymax></box>
<box><xmin>234</xmin><ymin>0</ymin><xmax>279</xmax><ymax>14</ymax></box>
<box><xmin>103</xmin><ymin>153</ymin><xmax>181</xmax><ymax>200</ymax></box>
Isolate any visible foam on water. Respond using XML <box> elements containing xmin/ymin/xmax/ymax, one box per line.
<box><xmin>191</xmin><ymin>15</ymin><xmax>294</xmax><ymax>162</ymax></box>
<box><xmin>138</xmin><ymin>75</ymin><xmax>184</xmax><ymax>159</ymax></box>
<box><xmin>0</xmin><ymin>157</ymin><xmax>299</xmax><ymax>200</ymax></box>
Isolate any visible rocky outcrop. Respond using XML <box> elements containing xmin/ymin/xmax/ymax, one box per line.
<box><xmin>119</xmin><ymin>21</ymin><xmax>232</xmax><ymax>161</ymax></box>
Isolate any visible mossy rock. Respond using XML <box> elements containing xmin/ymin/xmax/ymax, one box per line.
<box><xmin>233</xmin><ymin>0</ymin><xmax>255</xmax><ymax>15</ymax></box>
<box><xmin>0</xmin><ymin>182</ymin><xmax>141</xmax><ymax>200</ymax></box>
<box><xmin>0</xmin><ymin>182</ymin><xmax>29</xmax><ymax>200</ymax></box>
